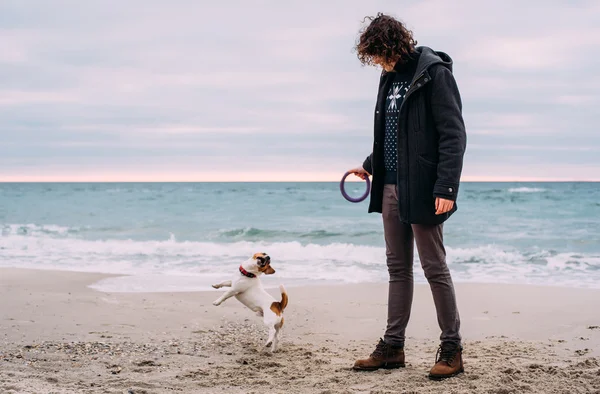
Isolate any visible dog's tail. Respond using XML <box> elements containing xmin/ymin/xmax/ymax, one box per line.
<box><xmin>270</xmin><ymin>285</ymin><xmax>289</xmax><ymax>316</ymax></box>
<box><xmin>279</xmin><ymin>285</ymin><xmax>288</xmax><ymax>311</ymax></box>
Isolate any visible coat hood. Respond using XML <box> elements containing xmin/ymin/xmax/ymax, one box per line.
<box><xmin>414</xmin><ymin>46</ymin><xmax>453</xmax><ymax>75</ymax></box>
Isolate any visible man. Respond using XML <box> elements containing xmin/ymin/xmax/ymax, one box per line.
<box><xmin>347</xmin><ymin>13</ymin><xmax>467</xmax><ymax>380</ymax></box>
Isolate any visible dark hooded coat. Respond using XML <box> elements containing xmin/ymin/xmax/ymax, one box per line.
<box><xmin>362</xmin><ymin>46</ymin><xmax>467</xmax><ymax>225</ymax></box>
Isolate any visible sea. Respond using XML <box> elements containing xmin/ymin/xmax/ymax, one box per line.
<box><xmin>1</xmin><ymin>182</ymin><xmax>599</xmax><ymax>292</ymax></box>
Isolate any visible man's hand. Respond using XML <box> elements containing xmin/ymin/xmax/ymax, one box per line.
<box><xmin>348</xmin><ymin>167</ymin><xmax>370</xmax><ymax>180</ymax></box>
<box><xmin>435</xmin><ymin>197</ymin><xmax>454</xmax><ymax>215</ymax></box>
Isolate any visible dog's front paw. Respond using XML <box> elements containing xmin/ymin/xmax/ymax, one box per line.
<box><xmin>212</xmin><ymin>300</ymin><xmax>221</xmax><ymax>306</ymax></box>
<box><xmin>212</xmin><ymin>284</ymin><xmax>221</xmax><ymax>289</ymax></box>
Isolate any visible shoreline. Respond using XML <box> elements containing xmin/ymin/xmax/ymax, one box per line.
<box><xmin>2</xmin><ymin>266</ymin><xmax>600</xmax><ymax>293</ymax></box>
<box><xmin>1</xmin><ymin>267</ymin><xmax>600</xmax><ymax>393</ymax></box>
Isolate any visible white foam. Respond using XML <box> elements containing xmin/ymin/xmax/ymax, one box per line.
<box><xmin>546</xmin><ymin>253</ymin><xmax>600</xmax><ymax>271</ymax></box>
<box><xmin>508</xmin><ymin>187</ymin><xmax>546</xmax><ymax>193</ymax></box>
<box><xmin>0</xmin><ymin>233</ymin><xmax>384</xmax><ymax>273</ymax></box>
<box><xmin>1</xmin><ymin>229</ymin><xmax>598</xmax><ymax>292</ymax></box>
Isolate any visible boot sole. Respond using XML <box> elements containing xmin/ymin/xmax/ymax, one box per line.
<box><xmin>353</xmin><ymin>363</ymin><xmax>405</xmax><ymax>371</ymax></box>
<box><xmin>428</xmin><ymin>367</ymin><xmax>464</xmax><ymax>381</ymax></box>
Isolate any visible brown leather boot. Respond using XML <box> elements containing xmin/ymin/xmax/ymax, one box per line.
<box><xmin>353</xmin><ymin>339</ymin><xmax>405</xmax><ymax>371</ymax></box>
<box><xmin>428</xmin><ymin>342</ymin><xmax>464</xmax><ymax>380</ymax></box>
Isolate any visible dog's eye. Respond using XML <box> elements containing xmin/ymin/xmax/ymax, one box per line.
<box><xmin>257</xmin><ymin>257</ymin><xmax>265</xmax><ymax>266</ymax></box>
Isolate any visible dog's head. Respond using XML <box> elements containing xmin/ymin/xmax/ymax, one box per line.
<box><xmin>253</xmin><ymin>252</ymin><xmax>275</xmax><ymax>275</ymax></box>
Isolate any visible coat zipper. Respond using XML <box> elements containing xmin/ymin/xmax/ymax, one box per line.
<box><xmin>396</xmin><ymin>72</ymin><xmax>429</xmax><ymax>222</ymax></box>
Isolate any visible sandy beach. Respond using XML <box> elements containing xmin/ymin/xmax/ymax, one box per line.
<box><xmin>1</xmin><ymin>268</ymin><xmax>599</xmax><ymax>394</ymax></box>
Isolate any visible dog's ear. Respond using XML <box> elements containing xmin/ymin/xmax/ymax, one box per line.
<box><xmin>258</xmin><ymin>263</ymin><xmax>275</xmax><ymax>274</ymax></box>
<box><xmin>265</xmin><ymin>266</ymin><xmax>275</xmax><ymax>275</ymax></box>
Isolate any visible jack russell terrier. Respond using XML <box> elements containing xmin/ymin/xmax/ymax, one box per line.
<box><xmin>212</xmin><ymin>252</ymin><xmax>288</xmax><ymax>352</ymax></box>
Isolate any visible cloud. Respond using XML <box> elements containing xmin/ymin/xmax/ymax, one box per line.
<box><xmin>63</xmin><ymin>125</ymin><xmax>264</xmax><ymax>135</ymax></box>
<box><xmin>1</xmin><ymin>0</ymin><xmax>599</xmax><ymax>181</ymax></box>
<box><xmin>0</xmin><ymin>90</ymin><xmax>79</xmax><ymax>105</ymax></box>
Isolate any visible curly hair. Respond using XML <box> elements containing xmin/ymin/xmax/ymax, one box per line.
<box><xmin>355</xmin><ymin>13</ymin><xmax>417</xmax><ymax>67</ymax></box>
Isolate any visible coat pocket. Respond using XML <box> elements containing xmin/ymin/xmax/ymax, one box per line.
<box><xmin>416</xmin><ymin>156</ymin><xmax>438</xmax><ymax>215</ymax></box>
<box><xmin>417</xmin><ymin>155</ymin><xmax>438</xmax><ymax>169</ymax></box>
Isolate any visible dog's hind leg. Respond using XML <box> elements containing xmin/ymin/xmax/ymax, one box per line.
<box><xmin>271</xmin><ymin>326</ymin><xmax>280</xmax><ymax>352</ymax></box>
<box><xmin>271</xmin><ymin>317</ymin><xmax>284</xmax><ymax>352</ymax></box>
<box><xmin>212</xmin><ymin>280</ymin><xmax>232</xmax><ymax>289</ymax></box>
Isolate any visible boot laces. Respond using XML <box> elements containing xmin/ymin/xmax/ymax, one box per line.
<box><xmin>371</xmin><ymin>339</ymin><xmax>388</xmax><ymax>359</ymax></box>
<box><xmin>436</xmin><ymin>342</ymin><xmax>460</xmax><ymax>365</ymax></box>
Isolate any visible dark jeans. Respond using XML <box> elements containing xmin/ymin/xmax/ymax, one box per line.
<box><xmin>382</xmin><ymin>184</ymin><xmax>461</xmax><ymax>346</ymax></box>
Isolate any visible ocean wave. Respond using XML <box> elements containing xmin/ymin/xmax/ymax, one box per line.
<box><xmin>219</xmin><ymin>227</ymin><xmax>283</xmax><ymax>238</ymax></box>
<box><xmin>1</xmin><ymin>232</ymin><xmax>599</xmax><ymax>291</ymax></box>
<box><xmin>546</xmin><ymin>253</ymin><xmax>600</xmax><ymax>271</ymax></box>
<box><xmin>218</xmin><ymin>227</ymin><xmax>345</xmax><ymax>240</ymax></box>
<box><xmin>0</xmin><ymin>234</ymin><xmax>383</xmax><ymax>266</ymax></box>
<box><xmin>1</xmin><ymin>223</ymin><xmax>78</xmax><ymax>237</ymax></box>
<box><xmin>2</xmin><ymin>222</ymin><xmax>370</xmax><ymax>242</ymax></box>
<box><xmin>508</xmin><ymin>187</ymin><xmax>547</xmax><ymax>193</ymax></box>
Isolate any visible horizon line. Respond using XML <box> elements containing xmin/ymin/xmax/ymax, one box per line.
<box><xmin>2</xmin><ymin>172</ymin><xmax>600</xmax><ymax>183</ymax></box>
<box><xmin>1</xmin><ymin>180</ymin><xmax>600</xmax><ymax>184</ymax></box>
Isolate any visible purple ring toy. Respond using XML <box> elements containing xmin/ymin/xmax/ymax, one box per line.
<box><xmin>340</xmin><ymin>171</ymin><xmax>371</xmax><ymax>203</ymax></box>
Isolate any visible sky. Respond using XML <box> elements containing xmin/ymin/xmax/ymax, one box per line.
<box><xmin>1</xmin><ymin>0</ymin><xmax>599</xmax><ymax>182</ymax></box>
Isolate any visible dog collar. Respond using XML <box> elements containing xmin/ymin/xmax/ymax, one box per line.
<box><xmin>239</xmin><ymin>266</ymin><xmax>256</xmax><ymax>278</ymax></box>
